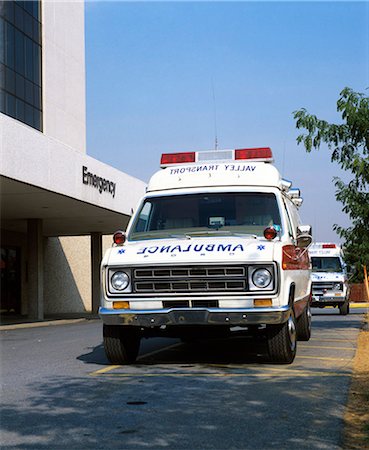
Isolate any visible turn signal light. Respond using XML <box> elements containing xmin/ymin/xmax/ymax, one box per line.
<box><xmin>113</xmin><ymin>301</ymin><xmax>130</xmax><ymax>310</ymax></box>
<box><xmin>113</xmin><ymin>230</ymin><xmax>126</xmax><ymax>245</ymax></box>
<box><xmin>254</xmin><ymin>299</ymin><xmax>272</xmax><ymax>307</ymax></box>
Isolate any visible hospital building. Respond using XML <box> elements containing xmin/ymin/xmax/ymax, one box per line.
<box><xmin>0</xmin><ymin>1</ymin><xmax>146</xmax><ymax>320</ymax></box>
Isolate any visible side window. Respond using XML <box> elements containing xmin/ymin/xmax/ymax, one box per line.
<box><xmin>134</xmin><ymin>201</ymin><xmax>152</xmax><ymax>232</ymax></box>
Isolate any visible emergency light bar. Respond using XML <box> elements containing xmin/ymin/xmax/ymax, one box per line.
<box><xmin>160</xmin><ymin>147</ymin><xmax>273</xmax><ymax>167</ymax></box>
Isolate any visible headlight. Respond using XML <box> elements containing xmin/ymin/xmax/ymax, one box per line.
<box><xmin>251</xmin><ymin>268</ymin><xmax>272</xmax><ymax>289</ymax></box>
<box><xmin>333</xmin><ymin>283</ymin><xmax>343</xmax><ymax>291</ymax></box>
<box><xmin>111</xmin><ymin>271</ymin><xmax>130</xmax><ymax>291</ymax></box>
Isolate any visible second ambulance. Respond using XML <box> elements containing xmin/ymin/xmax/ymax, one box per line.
<box><xmin>309</xmin><ymin>243</ymin><xmax>350</xmax><ymax>315</ymax></box>
<box><xmin>99</xmin><ymin>147</ymin><xmax>313</xmax><ymax>364</ymax></box>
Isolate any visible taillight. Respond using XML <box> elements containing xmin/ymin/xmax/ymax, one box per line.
<box><xmin>322</xmin><ymin>244</ymin><xmax>336</xmax><ymax>249</ymax></box>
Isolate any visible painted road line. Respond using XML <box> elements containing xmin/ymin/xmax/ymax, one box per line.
<box><xmin>91</xmin><ymin>365</ymin><xmax>122</xmax><ymax>375</ymax></box>
<box><xmin>296</xmin><ymin>355</ymin><xmax>352</xmax><ymax>361</ymax></box>
<box><xmin>136</xmin><ymin>342</ymin><xmax>182</xmax><ymax>360</ymax></box>
<box><xmin>310</xmin><ymin>338</ymin><xmax>357</xmax><ymax>343</ymax></box>
<box><xmin>89</xmin><ymin>370</ymin><xmax>351</xmax><ymax>378</ymax></box>
<box><xmin>89</xmin><ymin>361</ymin><xmax>352</xmax><ymax>379</ymax></box>
<box><xmin>90</xmin><ymin>342</ymin><xmax>182</xmax><ymax>377</ymax></box>
<box><xmin>298</xmin><ymin>345</ymin><xmax>355</xmax><ymax>351</ymax></box>
<box><xmin>90</xmin><ymin>351</ymin><xmax>353</xmax><ymax>376</ymax></box>
<box><xmin>207</xmin><ymin>364</ymin><xmax>350</xmax><ymax>374</ymax></box>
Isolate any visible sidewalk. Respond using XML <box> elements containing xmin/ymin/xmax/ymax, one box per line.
<box><xmin>0</xmin><ymin>312</ymin><xmax>99</xmax><ymax>331</ymax></box>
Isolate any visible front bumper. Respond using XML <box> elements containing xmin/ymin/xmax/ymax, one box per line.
<box><xmin>311</xmin><ymin>294</ymin><xmax>347</xmax><ymax>306</ymax></box>
<box><xmin>99</xmin><ymin>305</ymin><xmax>291</xmax><ymax>327</ymax></box>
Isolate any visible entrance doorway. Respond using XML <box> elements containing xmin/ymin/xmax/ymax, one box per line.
<box><xmin>0</xmin><ymin>247</ymin><xmax>21</xmax><ymax>314</ymax></box>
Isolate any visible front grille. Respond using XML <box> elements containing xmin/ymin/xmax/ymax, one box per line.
<box><xmin>133</xmin><ymin>265</ymin><xmax>247</xmax><ymax>293</ymax></box>
<box><xmin>162</xmin><ymin>300</ymin><xmax>219</xmax><ymax>308</ymax></box>
<box><xmin>312</xmin><ymin>282</ymin><xmax>336</xmax><ymax>291</ymax></box>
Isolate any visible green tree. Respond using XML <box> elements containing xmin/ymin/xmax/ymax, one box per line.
<box><xmin>293</xmin><ymin>87</ymin><xmax>369</xmax><ymax>281</ymax></box>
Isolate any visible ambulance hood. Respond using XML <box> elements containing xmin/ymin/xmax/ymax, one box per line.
<box><xmin>104</xmin><ymin>235</ymin><xmax>275</xmax><ymax>266</ymax></box>
<box><xmin>311</xmin><ymin>272</ymin><xmax>346</xmax><ymax>282</ymax></box>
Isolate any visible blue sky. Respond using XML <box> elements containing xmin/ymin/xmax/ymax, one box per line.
<box><xmin>85</xmin><ymin>1</ymin><xmax>369</xmax><ymax>242</ymax></box>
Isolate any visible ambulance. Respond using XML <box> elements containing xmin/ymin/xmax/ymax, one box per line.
<box><xmin>309</xmin><ymin>243</ymin><xmax>350</xmax><ymax>315</ymax></box>
<box><xmin>99</xmin><ymin>147</ymin><xmax>313</xmax><ymax>364</ymax></box>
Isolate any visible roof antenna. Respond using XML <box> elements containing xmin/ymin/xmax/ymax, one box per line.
<box><xmin>282</xmin><ymin>140</ymin><xmax>286</xmax><ymax>176</ymax></box>
<box><xmin>211</xmin><ymin>78</ymin><xmax>218</xmax><ymax>150</ymax></box>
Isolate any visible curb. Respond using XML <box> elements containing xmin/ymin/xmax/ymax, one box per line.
<box><xmin>350</xmin><ymin>303</ymin><xmax>369</xmax><ymax>309</ymax></box>
<box><xmin>0</xmin><ymin>317</ymin><xmax>99</xmax><ymax>331</ymax></box>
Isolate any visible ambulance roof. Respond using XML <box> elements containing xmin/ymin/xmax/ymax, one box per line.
<box><xmin>147</xmin><ymin>148</ymin><xmax>292</xmax><ymax>193</ymax></box>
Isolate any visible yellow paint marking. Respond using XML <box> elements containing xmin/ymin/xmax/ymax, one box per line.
<box><xmin>89</xmin><ymin>362</ymin><xmax>352</xmax><ymax>378</ymax></box>
<box><xmin>296</xmin><ymin>355</ymin><xmax>352</xmax><ymax>361</ymax></box>
<box><xmin>90</xmin><ymin>365</ymin><xmax>121</xmax><ymax>376</ymax></box>
<box><xmin>89</xmin><ymin>343</ymin><xmax>182</xmax><ymax>377</ymax></box>
<box><xmin>299</xmin><ymin>345</ymin><xmax>354</xmax><ymax>351</ymax></box>
<box><xmin>208</xmin><ymin>364</ymin><xmax>347</xmax><ymax>375</ymax></box>
<box><xmin>136</xmin><ymin>342</ymin><xmax>182</xmax><ymax>361</ymax></box>
<box><xmin>310</xmin><ymin>338</ymin><xmax>356</xmax><ymax>343</ymax></box>
<box><xmin>90</xmin><ymin>371</ymin><xmax>350</xmax><ymax>378</ymax></box>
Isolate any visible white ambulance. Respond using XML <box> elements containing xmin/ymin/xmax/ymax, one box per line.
<box><xmin>309</xmin><ymin>243</ymin><xmax>350</xmax><ymax>315</ymax></box>
<box><xmin>99</xmin><ymin>147</ymin><xmax>312</xmax><ymax>364</ymax></box>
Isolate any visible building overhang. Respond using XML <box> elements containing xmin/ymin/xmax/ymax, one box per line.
<box><xmin>0</xmin><ymin>114</ymin><xmax>147</xmax><ymax>237</ymax></box>
<box><xmin>1</xmin><ymin>176</ymin><xmax>136</xmax><ymax>236</ymax></box>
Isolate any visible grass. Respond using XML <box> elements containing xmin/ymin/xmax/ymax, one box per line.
<box><xmin>343</xmin><ymin>311</ymin><xmax>369</xmax><ymax>449</ymax></box>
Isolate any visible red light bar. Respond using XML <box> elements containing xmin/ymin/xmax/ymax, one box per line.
<box><xmin>322</xmin><ymin>244</ymin><xmax>336</xmax><ymax>249</ymax></box>
<box><xmin>235</xmin><ymin>147</ymin><xmax>273</xmax><ymax>161</ymax></box>
<box><xmin>161</xmin><ymin>152</ymin><xmax>196</xmax><ymax>165</ymax></box>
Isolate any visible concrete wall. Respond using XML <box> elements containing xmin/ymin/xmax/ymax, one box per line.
<box><xmin>42</xmin><ymin>1</ymin><xmax>86</xmax><ymax>152</ymax></box>
<box><xmin>43</xmin><ymin>235</ymin><xmax>115</xmax><ymax>314</ymax></box>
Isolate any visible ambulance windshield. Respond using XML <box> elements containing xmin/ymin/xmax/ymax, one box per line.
<box><xmin>129</xmin><ymin>192</ymin><xmax>281</xmax><ymax>241</ymax></box>
<box><xmin>311</xmin><ymin>257</ymin><xmax>343</xmax><ymax>273</ymax></box>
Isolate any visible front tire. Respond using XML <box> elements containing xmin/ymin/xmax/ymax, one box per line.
<box><xmin>296</xmin><ymin>303</ymin><xmax>312</xmax><ymax>341</ymax></box>
<box><xmin>267</xmin><ymin>311</ymin><xmax>297</xmax><ymax>364</ymax></box>
<box><xmin>103</xmin><ymin>325</ymin><xmax>141</xmax><ymax>364</ymax></box>
<box><xmin>339</xmin><ymin>301</ymin><xmax>350</xmax><ymax>315</ymax></box>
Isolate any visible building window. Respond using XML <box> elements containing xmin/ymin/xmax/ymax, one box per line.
<box><xmin>0</xmin><ymin>1</ymin><xmax>42</xmax><ymax>131</ymax></box>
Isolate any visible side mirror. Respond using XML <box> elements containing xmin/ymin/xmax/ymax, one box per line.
<box><xmin>297</xmin><ymin>225</ymin><xmax>312</xmax><ymax>248</ymax></box>
<box><xmin>346</xmin><ymin>265</ymin><xmax>354</xmax><ymax>277</ymax></box>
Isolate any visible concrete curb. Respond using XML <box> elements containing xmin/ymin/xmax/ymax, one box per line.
<box><xmin>0</xmin><ymin>317</ymin><xmax>99</xmax><ymax>331</ymax></box>
<box><xmin>349</xmin><ymin>303</ymin><xmax>369</xmax><ymax>309</ymax></box>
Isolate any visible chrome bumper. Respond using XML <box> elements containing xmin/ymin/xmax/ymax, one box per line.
<box><xmin>99</xmin><ymin>306</ymin><xmax>291</xmax><ymax>327</ymax></box>
<box><xmin>312</xmin><ymin>295</ymin><xmax>346</xmax><ymax>303</ymax></box>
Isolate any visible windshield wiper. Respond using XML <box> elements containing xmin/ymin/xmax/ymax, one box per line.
<box><xmin>184</xmin><ymin>230</ymin><xmax>258</xmax><ymax>239</ymax></box>
<box><xmin>130</xmin><ymin>232</ymin><xmax>193</xmax><ymax>241</ymax></box>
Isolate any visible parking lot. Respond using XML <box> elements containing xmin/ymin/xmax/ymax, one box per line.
<box><xmin>0</xmin><ymin>307</ymin><xmax>366</xmax><ymax>449</ymax></box>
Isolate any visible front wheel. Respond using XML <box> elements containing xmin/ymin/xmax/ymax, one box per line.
<box><xmin>296</xmin><ymin>303</ymin><xmax>312</xmax><ymax>341</ymax></box>
<box><xmin>267</xmin><ymin>312</ymin><xmax>297</xmax><ymax>364</ymax></box>
<box><xmin>103</xmin><ymin>325</ymin><xmax>141</xmax><ymax>364</ymax></box>
<box><xmin>339</xmin><ymin>301</ymin><xmax>350</xmax><ymax>315</ymax></box>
